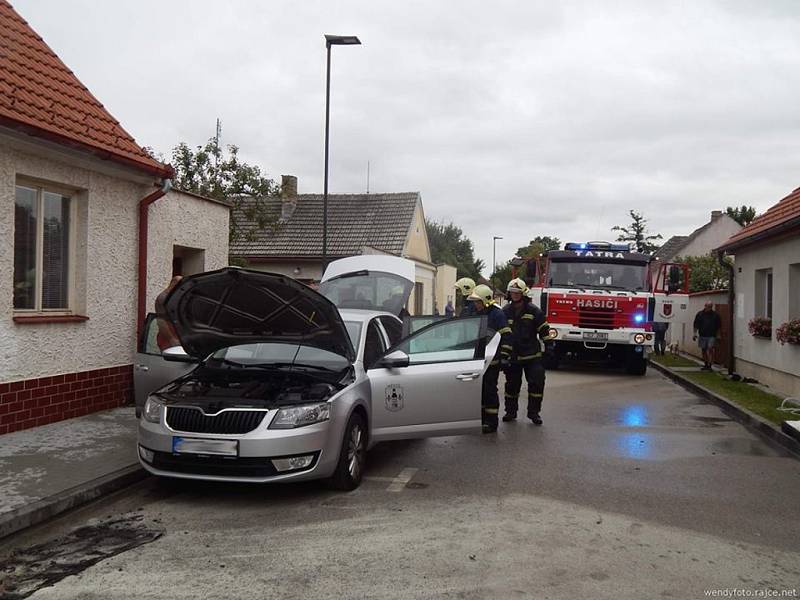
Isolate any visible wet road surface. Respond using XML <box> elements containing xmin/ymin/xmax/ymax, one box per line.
<box><xmin>2</xmin><ymin>367</ymin><xmax>799</xmax><ymax>599</ymax></box>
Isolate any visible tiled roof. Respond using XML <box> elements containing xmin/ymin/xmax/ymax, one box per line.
<box><xmin>0</xmin><ymin>1</ymin><xmax>170</xmax><ymax>176</ymax></box>
<box><xmin>653</xmin><ymin>235</ymin><xmax>689</xmax><ymax>261</ymax></box>
<box><xmin>230</xmin><ymin>193</ymin><xmax>420</xmax><ymax>258</ymax></box>
<box><xmin>718</xmin><ymin>186</ymin><xmax>800</xmax><ymax>251</ymax></box>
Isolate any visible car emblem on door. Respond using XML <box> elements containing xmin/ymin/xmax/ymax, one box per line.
<box><xmin>385</xmin><ymin>385</ymin><xmax>404</xmax><ymax>412</ymax></box>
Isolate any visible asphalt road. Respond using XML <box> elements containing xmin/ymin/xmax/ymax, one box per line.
<box><xmin>3</xmin><ymin>366</ymin><xmax>799</xmax><ymax>599</ymax></box>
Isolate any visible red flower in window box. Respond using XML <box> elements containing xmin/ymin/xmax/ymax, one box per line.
<box><xmin>748</xmin><ymin>317</ymin><xmax>772</xmax><ymax>338</ymax></box>
<box><xmin>776</xmin><ymin>320</ymin><xmax>800</xmax><ymax>345</ymax></box>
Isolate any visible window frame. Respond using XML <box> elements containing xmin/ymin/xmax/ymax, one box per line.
<box><xmin>13</xmin><ymin>180</ymin><xmax>78</xmax><ymax>315</ymax></box>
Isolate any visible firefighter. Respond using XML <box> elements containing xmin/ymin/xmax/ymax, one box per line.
<box><xmin>454</xmin><ymin>277</ymin><xmax>477</xmax><ymax>317</ymax></box>
<box><xmin>467</xmin><ymin>284</ymin><xmax>513</xmax><ymax>433</ymax></box>
<box><xmin>501</xmin><ymin>278</ymin><xmax>550</xmax><ymax>425</ymax></box>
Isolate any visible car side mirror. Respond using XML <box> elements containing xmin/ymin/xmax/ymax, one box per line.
<box><xmin>374</xmin><ymin>350</ymin><xmax>410</xmax><ymax>369</ymax></box>
<box><xmin>162</xmin><ymin>346</ymin><xmax>198</xmax><ymax>363</ymax></box>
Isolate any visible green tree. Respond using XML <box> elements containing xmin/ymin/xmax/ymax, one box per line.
<box><xmin>675</xmin><ymin>254</ymin><xmax>731</xmax><ymax>292</ymax></box>
<box><xmin>169</xmin><ymin>138</ymin><xmax>281</xmax><ymax>246</ymax></box>
<box><xmin>425</xmin><ymin>219</ymin><xmax>485</xmax><ymax>281</ymax></box>
<box><xmin>490</xmin><ymin>236</ymin><xmax>561</xmax><ymax>292</ymax></box>
<box><xmin>725</xmin><ymin>205</ymin><xmax>757</xmax><ymax>227</ymax></box>
<box><xmin>612</xmin><ymin>210</ymin><xmax>663</xmax><ymax>253</ymax></box>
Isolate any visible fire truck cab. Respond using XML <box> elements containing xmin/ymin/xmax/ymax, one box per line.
<box><xmin>519</xmin><ymin>241</ymin><xmax>689</xmax><ymax>375</ymax></box>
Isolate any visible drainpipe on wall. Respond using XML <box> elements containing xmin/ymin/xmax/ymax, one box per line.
<box><xmin>137</xmin><ymin>178</ymin><xmax>173</xmax><ymax>340</ymax></box>
<box><xmin>717</xmin><ymin>249</ymin><xmax>736</xmax><ymax>375</ymax></box>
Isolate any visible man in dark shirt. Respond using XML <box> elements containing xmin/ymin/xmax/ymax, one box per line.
<box><xmin>693</xmin><ymin>302</ymin><xmax>722</xmax><ymax>370</ymax></box>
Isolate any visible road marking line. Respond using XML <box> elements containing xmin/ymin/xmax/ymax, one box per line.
<box><xmin>386</xmin><ymin>467</ymin><xmax>418</xmax><ymax>492</ymax></box>
<box><xmin>363</xmin><ymin>476</ymin><xmax>396</xmax><ymax>483</ymax></box>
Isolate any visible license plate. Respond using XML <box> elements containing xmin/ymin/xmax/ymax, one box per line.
<box><xmin>172</xmin><ymin>437</ymin><xmax>238</xmax><ymax>456</ymax></box>
<box><xmin>582</xmin><ymin>331</ymin><xmax>609</xmax><ymax>341</ymax></box>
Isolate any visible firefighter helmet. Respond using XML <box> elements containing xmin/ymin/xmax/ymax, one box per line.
<box><xmin>454</xmin><ymin>277</ymin><xmax>476</xmax><ymax>297</ymax></box>
<box><xmin>467</xmin><ymin>284</ymin><xmax>494</xmax><ymax>305</ymax></box>
<box><xmin>506</xmin><ymin>278</ymin><xmax>527</xmax><ymax>294</ymax></box>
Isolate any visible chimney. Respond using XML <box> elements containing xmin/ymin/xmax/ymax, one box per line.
<box><xmin>280</xmin><ymin>175</ymin><xmax>298</xmax><ymax>221</ymax></box>
<box><xmin>281</xmin><ymin>175</ymin><xmax>298</xmax><ymax>198</ymax></box>
<box><xmin>711</xmin><ymin>210</ymin><xmax>722</xmax><ymax>221</ymax></box>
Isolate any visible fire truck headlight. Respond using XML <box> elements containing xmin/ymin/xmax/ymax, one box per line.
<box><xmin>547</xmin><ymin>328</ymin><xmax>558</xmax><ymax>340</ymax></box>
<box><xmin>634</xmin><ymin>313</ymin><xmax>645</xmax><ymax>323</ymax></box>
<box><xmin>633</xmin><ymin>333</ymin><xmax>645</xmax><ymax>344</ymax></box>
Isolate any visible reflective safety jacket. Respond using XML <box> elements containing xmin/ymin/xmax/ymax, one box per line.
<box><xmin>502</xmin><ymin>300</ymin><xmax>550</xmax><ymax>362</ymax></box>
<box><xmin>486</xmin><ymin>304</ymin><xmax>513</xmax><ymax>365</ymax></box>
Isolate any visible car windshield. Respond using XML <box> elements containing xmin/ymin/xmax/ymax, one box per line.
<box><xmin>548</xmin><ymin>260</ymin><xmax>647</xmax><ymax>291</ymax></box>
<box><xmin>319</xmin><ymin>271</ymin><xmax>413</xmax><ymax>316</ymax></box>
<box><xmin>209</xmin><ymin>343</ymin><xmax>352</xmax><ymax>372</ymax></box>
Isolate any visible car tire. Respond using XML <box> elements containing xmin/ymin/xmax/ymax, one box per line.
<box><xmin>626</xmin><ymin>355</ymin><xmax>647</xmax><ymax>376</ymax></box>
<box><xmin>328</xmin><ymin>412</ymin><xmax>367</xmax><ymax>491</ymax></box>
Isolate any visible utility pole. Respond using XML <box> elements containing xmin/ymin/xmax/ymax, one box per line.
<box><xmin>214</xmin><ymin>118</ymin><xmax>222</xmax><ymax>186</ymax></box>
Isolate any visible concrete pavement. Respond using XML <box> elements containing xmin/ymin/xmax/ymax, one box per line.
<box><xmin>0</xmin><ymin>406</ymin><xmax>144</xmax><ymax>539</ymax></box>
<box><xmin>2</xmin><ymin>367</ymin><xmax>799</xmax><ymax>599</ymax></box>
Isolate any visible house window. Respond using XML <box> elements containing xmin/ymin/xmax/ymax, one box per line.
<box><xmin>414</xmin><ymin>282</ymin><xmax>424</xmax><ymax>315</ymax></box>
<box><xmin>13</xmin><ymin>184</ymin><xmax>73</xmax><ymax>312</ymax></box>
<box><xmin>754</xmin><ymin>268</ymin><xmax>773</xmax><ymax>320</ymax></box>
<box><xmin>790</xmin><ymin>263</ymin><xmax>800</xmax><ymax>320</ymax></box>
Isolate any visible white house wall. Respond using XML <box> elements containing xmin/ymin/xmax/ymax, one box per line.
<box><xmin>1</xmin><ymin>145</ymin><xmax>147</xmax><ymax>382</ymax></box>
<box><xmin>678</xmin><ymin>215</ymin><xmax>742</xmax><ymax>258</ymax></box>
<box><xmin>145</xmin><ymin>191</ymin><xmax>230</xmax><ymax>311</ymax></box>
<box><xmin>731</xmin><ymin>236</ymin><xmax>800</xmax><ymax>396</ymax></box>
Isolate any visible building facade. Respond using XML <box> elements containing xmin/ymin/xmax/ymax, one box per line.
<box><xmin>718</xmin><ymin>187</ymin><xmax>800</xmax><ymax>397</ymax></box>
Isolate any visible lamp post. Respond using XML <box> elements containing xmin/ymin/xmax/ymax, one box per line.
<box><xmin>322</xmin><ymin>34</ymin><xmax>361</xmax><ymax>268</ymax></box>
<box><xmin>492</xmin><ymin>236</ymin><xmax>503</xmax><ymax>288</ymax></box>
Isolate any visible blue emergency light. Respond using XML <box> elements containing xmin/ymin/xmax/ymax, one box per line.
<box><xmin>634</xmin><ymin>313</ymin><xmax>645</xmax><ymax>323</ymax></box>
<box><xmin>565</xmin><ymin>241</ymin><xmax>631</xmax><ymax>252</ymax></box>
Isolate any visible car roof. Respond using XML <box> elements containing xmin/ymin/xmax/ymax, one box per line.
<box><xmin>338</xmin><ymin>308</ymin><xmax>400</xmax><ymax>324</ymax></box>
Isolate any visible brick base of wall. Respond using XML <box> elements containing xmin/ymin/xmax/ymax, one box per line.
<box><xmin>0</xmin><ymin>365</ymin><xmax>133</xmax><ymax>435</ymax></box>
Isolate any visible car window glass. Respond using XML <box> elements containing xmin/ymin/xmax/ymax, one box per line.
<box><xmin>393</xmin><ymin>317</ymin><xmax>482</xmax><ymax>365</ymax></box>
<box><xmin>363</xmin><ymin>320</ymin><xmax>387</xmax><ymax>367</ymax></box>
<box><xmin>141</xmin><ymin>314</ymin><xmax>160</xmax><ymax>355</ymax></box>
<box><xmin>402</xmin><ymin>315</ymin><xmax>448</xmax><ymax>337</ymax></box>
<box><xmin>319</xmin><ymin>271</ymin><xmax>414</xmax><ymax>315</ymax></box>
<box><xmin>212</xmin><ymin>343</ymin><xmax>350</xmax><ymax>371</ymax></box>
<box><xmin>379</xmin><ymin>316</ymin><xmax>403</xmax><ymax>346</ymax></box>
<box><xmin>345</xmin><ymin>321</ymin><xmax>363</xmax><ymax>352</ymax></box>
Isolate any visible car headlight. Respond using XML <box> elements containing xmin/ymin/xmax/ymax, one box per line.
<box><xmin>143</xmin><ymin>396</ymin><xmax>164</xmax><ymax>423</ymax></box>
<box><xmin>270</xmin><ymin>403</ymin><xmax>331</xmax><ymax>429</ymax></box>
<box><xmin>633</xmin><ymin>333</ymin><xmax>645</xmax><ymax>344</ymax></box>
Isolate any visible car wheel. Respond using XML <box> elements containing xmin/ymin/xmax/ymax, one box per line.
<box><xmin>626</xmin><ymin>355</ymin><xmax>647</xmax><ymax>376</ymax></box>
<box><xmin>328</xmin><ymin>412</ymin><xmax>367</xmax><ymax>491</ymax></box>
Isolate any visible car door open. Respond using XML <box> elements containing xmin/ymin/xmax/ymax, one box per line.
<box><xmin>367</xmin><ymin>316</ymin><xmax>499</xmax><ymax>442</ymax></box>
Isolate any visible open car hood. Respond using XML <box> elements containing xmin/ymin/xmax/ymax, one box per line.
<box><xmin>164</xmin><ymin>268</ymin><xmax>355</xmax><ymax>362</ymax></box>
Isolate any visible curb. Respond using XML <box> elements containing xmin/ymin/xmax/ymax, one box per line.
<box><xmin>0</xmin><ymin>464</ymin><xmax>148</xmax><ymax>540</ymax></box>
<box><xmin>650</xmin><ymin>360</ymin><xmax>800</xmax><ymax>459</ymax></box>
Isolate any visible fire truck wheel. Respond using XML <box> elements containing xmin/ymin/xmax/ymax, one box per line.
<box><xmin>625</xmin><ymin>354</ymin><xmax>647</xmax><ymax>376</ymax></box>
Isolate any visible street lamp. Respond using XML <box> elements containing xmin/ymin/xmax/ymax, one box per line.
<box><xmin>492</xmin><ymin>236</ymin><xmax>503</xmax><ymax>290</ymax></box>
<box><xmin>322</xmin><ymin>34</ymin><xmax>361</xmax><ymax>267</ymax></box>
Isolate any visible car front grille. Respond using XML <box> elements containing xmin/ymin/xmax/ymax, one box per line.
<box><xmin>166</xmin><ymin>407</ymin><xmax>267</xmax><ymax>434</ymax></box>
<box><xmin>150</xmin><ymin>451</ymin><xmax>279</xmax><ymax>478</ymax></box>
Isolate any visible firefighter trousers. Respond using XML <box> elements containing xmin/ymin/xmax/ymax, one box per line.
<box><xmin>482</xmin><ymin>364</ymin><xmax>500</xmax><ymax>429</ymax></box>
<box><xmin>504</xmin><ymin>360</ymin><xmax>545</xmax><ymax>416</ymax></box>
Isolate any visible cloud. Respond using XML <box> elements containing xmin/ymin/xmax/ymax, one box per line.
<box><xmin>16</xmin><ymin>0</ymin><xmax>800</xmax><ymax>272</ymax></box>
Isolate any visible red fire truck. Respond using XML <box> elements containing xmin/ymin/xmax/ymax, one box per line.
<box><xmin>513</xmin><ymin>242</ymin><xmax>689</xmax><ymax>375</ymax></box>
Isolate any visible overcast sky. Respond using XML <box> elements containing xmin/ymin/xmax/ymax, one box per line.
<box><xmin>16</xmin><ymin>0</ymin><xmax>800</xmax><ymax>273</ymax></box>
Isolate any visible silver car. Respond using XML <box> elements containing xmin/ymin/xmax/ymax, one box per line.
<box><xmin>137</xmin><ymin>257</ymin><xmax>498</xmax><ymax>490</ymax></box>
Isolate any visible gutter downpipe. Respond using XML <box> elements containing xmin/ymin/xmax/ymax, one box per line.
<box><xmin>717</xmin><ymin>249</ymin><xmax>736</xmax><ymax>375</ymax></box>
<box><xmin>137</xmin><ymin>179</ymin><xmax>173</xmax><ymax>340</ymax></box>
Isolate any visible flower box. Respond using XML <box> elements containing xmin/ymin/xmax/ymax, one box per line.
<box><xmin>748</xmin><ymin>317</ymin><xmax>772</xmax><ymax>339</ymax></box>
<box><xmin>776</xmin><ymin>319</ymin><xmax>800</xmax><ymax>345</ymax></box>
